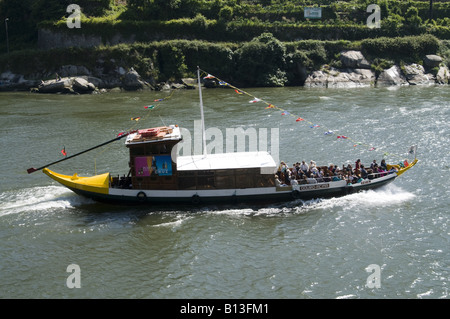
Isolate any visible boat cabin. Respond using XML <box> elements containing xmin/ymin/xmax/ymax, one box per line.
<box><xmin>116</xmin><ymin>125</ymin><xmax>277</xmax><ymax>191</ymax></box>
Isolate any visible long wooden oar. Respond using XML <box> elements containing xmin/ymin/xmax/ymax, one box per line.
<box><xmin>27</xmin><ymin>130</ymin><xmax>136</xmax><ymax>174</ymax></box>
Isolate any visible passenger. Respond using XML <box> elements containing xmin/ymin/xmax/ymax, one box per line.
<box><xmin>380</xmin><ymin>159</ymin><xmax>388</xmax><ymax>171</ymax></box>
<box><xmin>355</xmin><ymin>159</ymin><xmax>361</xmax><ymax>174</ymax></box>
<box><xmin>356</xmin><ymin>174</ymin><xmax>363</xmax><ymax>183</ymax></box>
<box><xmin>370</xmin><ymin>160</ymin><xmax>377</xmax><ymax>169</ymax></box>
<box><xmin>360</xmin><ymin>165</ymin><xmax>368</xmax><ymax>179</ymax></box>
<box><xmin>275</xmin><ymin>175</ymin><xmax>286</xmax><ymax>187</ymax></box>
<box><xmin>346</xmin><ymin>164</ymin><xmax>353</xmax><ymax>175</ymax></box>
<box><xmin>300</xmin><ymin>161</ymin><xmax>309</xmax><ymax>174</ymax></box>
<box><xmin>290</xmin><ymin>177</ymin><xmax>298</xmax><ymax>186</ymax></box>
<box><xmin>332</xmin><ymin>175</ymin><xmax>341</xmax><ymax>181</ymax></box>
<box><xmin>372</xmin><ymin>165</ymin><xmax>379</xmax><ymax>178</ymax></box>
<box><xmin>307</xmin><ymin>175</ymin><xmax>317</xmax><ymax>184</ymax></box>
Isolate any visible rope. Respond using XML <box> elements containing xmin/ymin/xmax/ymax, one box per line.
<box><xmin>199</xmin><ymin>68</ymin><xmax>406</xmax><ymax>160</ymax></box>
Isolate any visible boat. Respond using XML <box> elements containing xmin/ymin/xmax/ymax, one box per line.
<box><xmin>28</xmin><ymin>68</ymin><xmax>418</xmax><ymax>206</ymax></box>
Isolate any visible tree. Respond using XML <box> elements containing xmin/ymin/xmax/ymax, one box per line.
<box><xmin>235</xmin><ymin>33</ymin><xmax>287</xmax><ymax>87</ymax></box>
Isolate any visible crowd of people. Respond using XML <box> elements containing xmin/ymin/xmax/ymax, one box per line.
<box><xmin>275</xmin><ymin>158</ymin><xmax>399</xmax><ymax>187</ymax></box>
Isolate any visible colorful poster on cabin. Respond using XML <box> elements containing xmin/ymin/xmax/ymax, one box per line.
<box><xmin>135</xmin><ymin>156</ymin><xmax>172</xmax><ymax>177</ymax></box>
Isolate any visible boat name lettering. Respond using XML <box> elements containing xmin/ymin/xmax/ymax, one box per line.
<box><xmin>361</xmin><ymin>180</ymin><xmax>371</xmax><ymax>185</ymax></box>
<box><xmin>300</xmin><ymin>183</ymin><xmax>330</xmax><ymax>191</ymax></box>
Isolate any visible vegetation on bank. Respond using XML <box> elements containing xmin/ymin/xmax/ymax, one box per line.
<box><xmin>0</xmin><ymin>33</ymin><xmax>445</xmax><ymax>87</ymax></box>
<box><xmin>0</xmin><ymin>0</ymin><xmax>449</xmax><ymax>86</ymax></box>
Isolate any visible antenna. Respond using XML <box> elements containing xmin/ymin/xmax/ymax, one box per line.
<box><xmin>197</xmin><ymin>66</ymin><xmax>207</xmax><ymax>156</ymax></box>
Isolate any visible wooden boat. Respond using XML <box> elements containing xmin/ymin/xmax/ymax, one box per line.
<box><xmin>29</xmin><ymin>68</ymin><xmax>418</xmax><ymax>206</ymax></box>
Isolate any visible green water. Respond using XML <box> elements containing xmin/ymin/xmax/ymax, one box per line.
<box><xmin>0</xmin><ymin>85</ymin><xmax>449</xmax><ymax>299</ymax></box>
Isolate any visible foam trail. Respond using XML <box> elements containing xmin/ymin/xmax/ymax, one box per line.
<box><xmin>0</xmin><ymin>185</ymin><xmax>94</xmax><ymax>216</ymax></box>
<box><xmin>299</xmin><ymin>184</ymin><xmax>415</xmax><ymax>213</ymax></box>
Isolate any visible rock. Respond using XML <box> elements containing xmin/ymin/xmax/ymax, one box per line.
<box><xmin>436</xmin><ymin>66</ymin><xmax>450</xmax><ymax>84</ymax></box>
<box><xmin>423</xmin><ymin>55</ymin><xmax>443</xmax><ymax>68</ymax></box>
<box><xmin>402</xmin><ymin>63</ymin><xmax>435</xmax><ymax>85</ymax></box>
<box><xmin>122</xmin><ymin>68</ymin><xmax>147</xmax><ymax>90</ymax></box>
<box><xmin>38</xmin><ymin>78</ymin><xmax>72</xmax><ymax>93</ymax></box>
<box><xmin>73</xmin><ymin>77</ymin><xmax>95</xmax><ymax>93</ymax></box>
<box><xmin>376</xmin><ymin>65</ymin><xmax>409</xmax><ymax>86</ymax></box>
<box><xmin>181</xmin><ymin>78</ymin><xmax>197</xmax><ymax>89</ymax></box>
<box><xmin>304</xmin><ymin>67</ymin><xmax>375</xmax><ymax>88</ymax></box>
<box><xmin>340</xmin><ymin>50</ymin><xmax>371</xmax><ymax>69</ymax></box>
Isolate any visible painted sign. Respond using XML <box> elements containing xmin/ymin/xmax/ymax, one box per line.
<box><xmin>304</xmin><ymin>7</ymin><xmax>322</xmax><ymax>19</ymax></box>
<box><xmin>135</xmin><ymin>155</ymin><xmax>172</xmax><ymax>176</ymax></box>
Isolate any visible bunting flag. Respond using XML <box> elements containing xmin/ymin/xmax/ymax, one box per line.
<box><xmin>61</xmin><ymin>147</ymin><xmax>67</xmax><ymax>157</ymax></box>
<box><xmin>131</xmin><ymin>117</ymin><xmax>141</xmax><ymax>121</ymax></box>
<box><xmin>218</xmin><ymin>81</ymin><xmax>228</xmax><ymax>86</ymax></box>
<box><xmin>154</xmin><ymin>98</ymin><xmax>164</xmax><ymax>102</ymax></box>
<box><xmin>204</xmin><ymin>74</ymin><xmax>215</xmax><ymax>79</ymax></box>
<box><xmin>144</xmin><ymin>105</ymin><xmax>156</xmax><ymax>109</ymax></box>
<box><xmin>197</xmin><ymin>68</ymin><xmax>402</xmax><ymax>159</ymax></box>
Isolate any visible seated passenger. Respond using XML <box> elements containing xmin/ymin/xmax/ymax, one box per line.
<box><xmin>360</xmin><ymin>165</ymin><xmax>368</xmax><ymax>179</ymax></box>
<box><xmin>380</xmin><ymin>159</ymin><xmax>388</xmax><ymax>171</ymax></box>
<box><xmin>307</xmin><ymin>176</ymin><xmax>317</xmax><ymax>184</ymax></box>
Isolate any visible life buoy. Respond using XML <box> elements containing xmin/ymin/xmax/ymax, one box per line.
<box><xmin>292</xmin><ymin>190</ymin><xmax>302</xmax><ymax>200</ymax></box>
<box><xmin>137</xmin><ymin>191</ymin><xmax>147</xmax><ymax>202</ymax></box>
<box><xmin>191</xmin><ymin>194</ymin><xmax>201</xmax><ymax>205</ymax></box>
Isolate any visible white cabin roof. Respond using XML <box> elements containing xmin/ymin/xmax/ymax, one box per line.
<box><xmin>176</xmin><ymin>151</ymin><xmax>277</xmax><ymax>172</ymax></box>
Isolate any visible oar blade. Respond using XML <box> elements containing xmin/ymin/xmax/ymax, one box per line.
<box><xmin>27</xmin><ymin>167</ymin><xmax>38</xmax><ymax>174</ymax></box>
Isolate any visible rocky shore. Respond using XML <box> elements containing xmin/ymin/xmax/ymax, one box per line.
<box><xmin>0</xmin><ymin>51</ymin><xmax>448</xmax><ymax>93</ymax></box>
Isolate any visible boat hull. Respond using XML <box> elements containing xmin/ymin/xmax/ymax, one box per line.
<box><xmin>60</xmin><ymin>172</ymin><xmax>397</xmax><ymax>206</ymax></box>
<box><xmin>43</xmin><ymin>159</ymin><xmax>417</xmax><ymax>206</ymax></box>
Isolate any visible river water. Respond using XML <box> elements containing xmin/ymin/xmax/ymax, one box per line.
<box><xmin>0</xmin><ymin>84</ymin><xmax>448</xmax><ymax>299</ymax></box>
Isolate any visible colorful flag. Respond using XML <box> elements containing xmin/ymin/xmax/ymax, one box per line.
<box><xmin>235</xmin><ymin>89</ymin><xmax>243</xmax><ymax>95</ymax></box>
<box><xmin>324</xmin><ymin>131</ymin><xmax>333</xmax><ymax>135</ymax></box>
<box><xmin>310</xmin><ymin>124</ymin><xmax>320</xmax><ymax>128</ymax></box>
<box><xmin>281</xmin><ymin>111</ymin><xmax>289</xmax><ymax>115</ymax></box>
<box><xmin>295</xmin><ymin>117</ymin><xmax>304</xmax><ymax>122</ymax></box>
<box><xmin>131</xmin><ymin>117</ymin><xmax>141</xmax><ymax>121</ymax></box>
<box><xmin>154</xmin><ymin>98</ymin><xmax>164</xmax><ymax>102</ymax></box>
<box><xmin>265</xmin><ymin>104</ymin><xmax>275</xmax><ymax>109</ymax></box>
<box><xmin>61</xmin><ymin>147</ymin><xmax>67</xmax><ymax>157</ymax></box>
<box><xmin>369</xmin><ymin>147</ymin><xmax>376</xmax><ymax>151</ymax></box>
<box><xmin>204</xmin><ymin>74</ymin><xmax>214</xmax><ymax>79</ymax></box>
<box><xmin>218</xmin><ymin>81</ymin><xmax>228</xmax><ymax>86</ymax></box>
<box><xmin>337</xmin><ymin>135</ymin><xmax>348</xmax><ymax>139</ymax></box>
<box><xmin>144</xmin><ymin>105</ymin><xmax>155</xmax><ymax>109</ymax></box>
<box><xmin>249</xmin><ymin>98</ymin><xmax>261</xmax><ymax>103</ymax></box>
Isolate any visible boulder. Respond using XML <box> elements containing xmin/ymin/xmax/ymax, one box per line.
<box><xmin>340</xmin><ymin>50</ymin><xmax>371</xmax><ymax>69</ymax></box>
<box><xmin>73</xmin><ymin>77</ymin><xmax>96</xmax><ymax>93</ymax></box>
<box><xmin>402</xmin><ymin>63</ymin><xmax>435</xmax><ymax>85</ymax></box>
<box><xmin>304</xmin><ymin>67</ymin><xmax>375</xmax><ymax>88</ymax></box>
<box><xmin>122</xmin><ymin>68</ymin><xmax>147</xmax><ymax>90</ymax></box>
<box><xmin>38</xmin><ymin>78</ymin><xmax>72</xmax><ymax>93</ymax></box>
<box><xmin>376</xmin><ymin>65</ymin><xmax>409</xmax><ymax>86</ymax></box>
<box><xmin>423</xmin><ymin>55</ymin><xmax>443</xmax><ymax>68</ymax></box>
<box><xmin>436</xmin><ymin>66</ymin><xmax>450</xmax><ymax>84</ymax></box>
